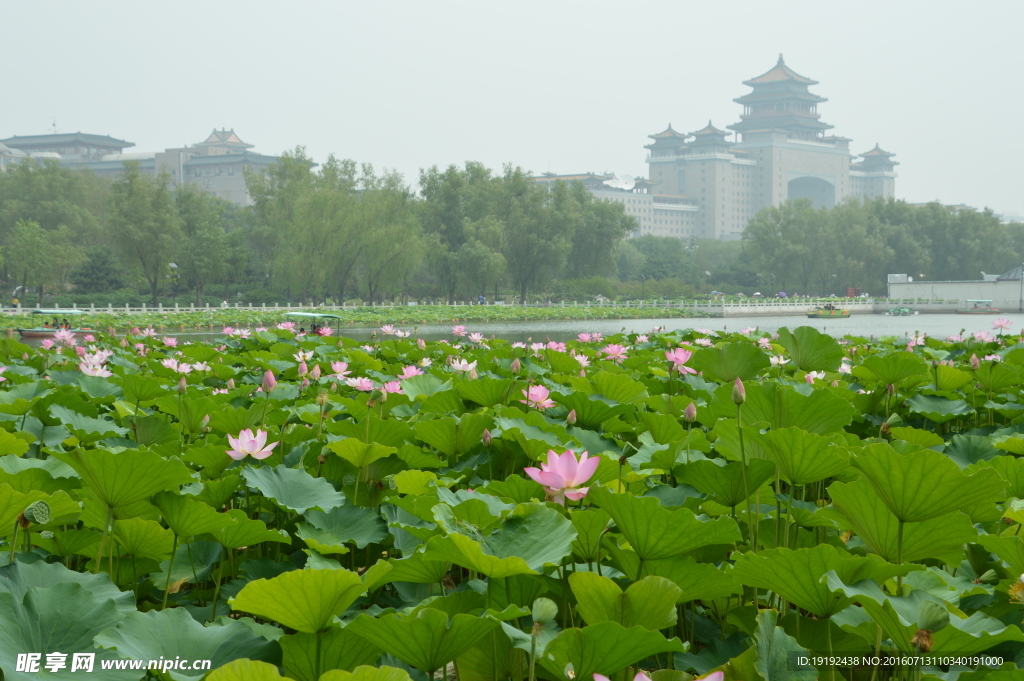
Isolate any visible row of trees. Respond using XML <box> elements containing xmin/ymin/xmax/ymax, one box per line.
<box><xmin>743</xmin><ymin>198</ymin><xmax>1024</xmax><ymax>296</ymax></box>
<box><xmin>1</xmin><ymin>153</ymin><xmax>1021</xmax><ymax>305</ymax></box>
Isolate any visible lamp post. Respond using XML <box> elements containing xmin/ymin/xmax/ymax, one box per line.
<box><xmin>1019</xmin><ymin>264</ymin><xmax>1023</xmax><ymax>312</ymax></box>
<box><xmin>705</xmin><ymin>271</ymin><xmax>711</xmax><ymax>295</ymax></box>
<box><xmin>640</xmin><ymin>274</ymin><xmax>646</xmax><ymax>302</ymax></box>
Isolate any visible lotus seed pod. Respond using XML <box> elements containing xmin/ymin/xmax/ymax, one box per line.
<box><xmin>39</xmin><ymin>530</ymin><xmax>54</xmax><ymax>539</ymax></box>
<box><xmin>343</xmin><ymin>474</ymin><xmax>357</xmax><ymax>487</ymax></box>
<box><xmin>23</xmin><ymin>500</ymin><xmax>50</xmax><ymax>525</ymax></box>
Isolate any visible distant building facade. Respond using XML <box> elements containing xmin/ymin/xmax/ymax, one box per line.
<box><xmin>0</xmin><ymin>129</ymin><xmax>279</xmax><ymax>205</ymax></box>
<box><xmin>887</xmin><ymin>267</ymin><xmax>1024</xmax><ymax>309</ymax></box>
<box><xmin>647</xmin><ymin>56</ymin><xmax>897</xmax><ymax>240</ymax></box>
<box><xmin>535</xmin><ymin>57</ymin><xmax>898</xmax><ymax>243</ymax></box>
<box><xmin>533</xmin><ymin>173</ymin><xmax>699</xmax><ymax>239</ymax></box>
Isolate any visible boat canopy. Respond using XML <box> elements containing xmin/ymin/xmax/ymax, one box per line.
<box><xmin>965</xmin><ymin>300</ymin><xmax>993</xmax><ymax>303</ymax></box>
<box><xmin>283</xmin><ymin>312</ymin><xmax>343</xmax><ymax>320</ymax></box>
<box><xmin>30</xmin><ymin>309</ymin><xmax>85</xmax><ymax>315</ymax></box>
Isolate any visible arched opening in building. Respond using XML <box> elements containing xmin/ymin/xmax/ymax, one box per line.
<box><xmin>788</xmin><ymin>176</ymin><xmax>835</xmax><ymax>209</ymax></box>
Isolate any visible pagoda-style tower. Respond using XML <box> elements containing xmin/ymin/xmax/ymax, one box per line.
<box><xmin>858</xmin><ymin>144</ymin><xmax>899</xmax><ymax>173</ymax></box>
<box><xmin>644</xmin><ymin>124</ymin><xmax>689</xmax><ymax>159</ymax></box>
<box><xmin>728</xmin><ymin>55</ymin><xmax>830</xmax><ymax>142</ymax></box>
<box><xmin>850</xmin><ymin>144</ymin><xmax>899</xmax><ymax>199</ymax></box>
<box><xmin>686</xmin><ymin>121</ymin><xmax>731</xmax><ymax>153</ymax></box>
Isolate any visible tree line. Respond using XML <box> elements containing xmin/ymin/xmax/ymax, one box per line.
<box><xmin>0</xmin><ymin>153</ymin><xmax>1021</xmax><ymax>306</ymax></box>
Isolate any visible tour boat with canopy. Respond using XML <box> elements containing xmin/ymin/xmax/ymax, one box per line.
<box><xmin>17</xmin><ymin>309</ymin><xmax>91</xmax><ymax>339</ymax></box>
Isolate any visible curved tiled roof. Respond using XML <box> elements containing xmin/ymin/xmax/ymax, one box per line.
<box><xmin>744</xmin><ymin>56</ymin><xmax>817</xmax><ymax>86</ymax></box>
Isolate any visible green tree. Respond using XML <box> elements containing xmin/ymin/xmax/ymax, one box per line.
<box><xmin>6</xmin><ymin>220</ymin><xmax>79</xmax><ymax>305</ymax></box>
<box><xmin>107</xmin><ymin>163</ymin><xmax>180</xmax><ymax>304</ymax></box>
<box><xmin>70</xmin><ymin>246</ymin><xmax>124</xmax><ymax>294</ymax></box>
<box><xmin>175</xmin><ymin>184</ymin><xmax>227</xmax><ymax>305</ymax></box>
<box><xmin>565</xmin><ymin>182</ymin><xmax>635</xmax><ymax>278</ymax></box>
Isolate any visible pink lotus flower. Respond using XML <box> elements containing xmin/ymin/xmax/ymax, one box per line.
<box><xmin>84</xmin><ymin>334</ymin><xmax>95</xmax><ymax>342</ymax></box>
<box><xmin>192</xmin><ymin>362</ymin><xmax>211</xmax><ymax>372</ymax></box>
<box><xmin>758</xmin><ymin>337</ymin><xmax>772</xmax><ymax>350</ymax></box>
<box><xmin>741</xmin><ymin>326</ymin><xmax>758</xmax><ymax>335</ymax></box>
<box><xmin>417</xmin><ymin>338</ymin><xmax>426</xmax><ymax>349</ymax></box>
<box><xmin>163</xmin><ymin>337</ymin><xmax>177</xmax><ymax>348</ymax></box>
<box><xmin>525</xmin><ymin>449</ymin><xmax>599</xmax><ymax>505</ymax></box>
<box><xmin>595</xmin><ymin>673</ymin><xmax>658</xmax><ymax>681</ymax></box>
<box><xmin>346</xmin><ymin>377</ymin><xmax>375</xmax><ymax>391</ymax></box>
<box><xmin>600</xmin><ymin>344</ymin><xmax>628</xmax><ymax>363</ymax></box>
<box><xmin>226</xmin><ymin>428</ymin><xmax>279</xmax><ymax>460</ymax></box>
<box><xmin>452</xmin><ymin>325</ymin><xmax>467</xmax><ymax>337</ymax></box>
<box><xmin>635</xmin><ymin>334</ymin><xmax>649</xmax><ymax>344</ymax></box>
<box><xmin>394</xmin><ymin>330</ymin><xmax>411</xmax><ymax>338</ymax></box>
<box><xmin>399</xmin><ymin>365</ymin><xmax>424</xmax><ymax>379</ymax></box>
<box><xmin>382</xmin><ymin>381</ymin><xmax>403</xmax><ymax>394</ymax></box>
<box><xmin>546</xmin><ymin>341</ymin><xmax>567</xmax><ymax>352</ymax></box>
<box><xmin>79</xmin><ymin>362</ymin><xmax>112</xmax><ymax>378</ymax></box>
<box><xmin>380</xmin><ymin>325</ymin><xmax>397</xmax><ymax>335</ymax></box>
<box><xmin>973</xmin><ymin>331</ymin><xmax>994</xmax><ymax>342</ymax></box>
<box><xmin>140</xmin><ymin>327</ymin><xmax>157</xmax><ymax>338</ymax></box>
<box><xmin>694</xmin><ymin>338</ymin><xmax>713</xmax><ymax>347</ymax></box>
<box><xmin>418</xmin><ymin>358</ymin><xmax>433</xmax><ymax>368</ymax></box>
<box><xmin>520</xmin><ymin>385</ymin><xmax>555</xmax><ymax>410</ymax></box>
<box><xmin>297</xmin><ymin>361</ymin><xmax>308</xmax><ymax>377</ymax></box>
<box><xmin>40</xmin><ymin>339</ymin><xmax>54</xmax><ymax>349</ymax></box>
<box><xmin>468</xmin><ymin>332</ymin><xmax>485</xmax><ymax>343</ymax></box>
<box><xmin>805</xmin><ymin>370</ymin><xmax>827</xmax><ymax>384</ymax></box>
<box><xmin>277</xmin><ymin>321</ymin><xmax>296</xmax><ymax>331</ymax></box>
<box><xmin>993</xmin><ymin>318</ymin><xmax>1012</xmax><ymax>331</ymax></box>
<box><xmin>131</xmin><ymin>327</ymin><xmax>141</xmax><ymax>335</ymax></box>
<box><xmin>947</xmin><ymin>334</ymin><xmax>963</xmax><ymax>342</ymax></box>
<box><xmin>838</xmin><ymin>362</ymin><xmax>852</xmax><ymax>374</ymax></box>
<box><xmin>294</xmin><ymin>350</ymin><xmax>314</xmax><ymax>362</ymax></box>
<box><xmin>451</xmin><ymin>359</ymin><xmax>477</xmax><ymax>373</ymax></box>
<box><xmin>0</xmin><ymin>367</ymin><xmax>5</xmax><ymax>382</ymax></box>
<box><xmin>315</xmin><ymin>327</ymin><xmax>333</xmax><ymax>336</ymax></box>
<box><xmin>985</xmin><ymin>354</ymin><xmax>1003</xmax><ymax>362</ymax></box>
<box><xmin>75</xmin><ymin>346</ymin><xmax>87</xmax><ymax>357</ymax></box>
<box><xmin>577</xmin><ymin>333</ymin><xmax>592</xmax><ymax>342</ymax></box>
<box><xmin>512</xmin><ymin>342</ymin><xmax>527</xmax><ymax>349</ymax></box>
<box><xmin>665</xmin><ymin>348</ymin><xmax>697</xmax><ymax>374</ymax></box>
<box><xmin>54</xmin><ymin>329</ymin><xmax>76</xmax><ymax>346</ymax></box>
<box><xmin>331</xmin><ymin>361</ymin><xmax>351</xmax><ymax>379</ymax></box>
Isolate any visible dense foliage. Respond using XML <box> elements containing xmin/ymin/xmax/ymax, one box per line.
<box><xmin>3</xmin><ymin>157</ymin><xmax>1022</xmax><ymax>308</ymax></box>
<box><xmin>3</xmin><ymin>320</ymin><xmax>1024</xmax><ymax>679</ymax></box>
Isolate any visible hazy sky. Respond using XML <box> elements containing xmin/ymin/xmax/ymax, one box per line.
<box><xmin>7</xmin><ymin>1</ymin><xmax>1022</xmax><ymax>215</ymax></box>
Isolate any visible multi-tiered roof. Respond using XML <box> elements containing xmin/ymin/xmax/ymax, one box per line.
<box><xmin>728</xmin><ymin>55</ymin><xmax>832</xmax><ymax>140</ymax></box>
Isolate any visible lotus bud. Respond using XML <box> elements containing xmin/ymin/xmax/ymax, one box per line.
<box><xmin>297</xmin><ymin>361</ymin><xmax>308</xmax><ymax>377</ymax></box>
<box><xmin>316</xmin><ymin>389</ymin><xmax>329</xmax><ymax>406</ymax></box>
<box><xmin>886</xmin><ymin>383</ymin><xmax>896</xmax><ymax>396</ymax></box>
<box><xmin>120</xmin><ymin>338</ymin><xmax>130</xmax><ymax>348</ymax></box>
<box><xmin>310</xmin><ymin>364</ymin><xmax>322</xmax><ymax>381</ymax></box>
<box><xmin>830</xmin><ymin>380</ymin><xmax>839</xmax><ymax>387</ymax></box>
<box><xmin>482</xmin><ymin>428</ymin><xmax>492</xmax><ymax>447</ymax></box>
<box><xmin>262</xmin><ymin>369</ymin><xmax>277</xmax><ymax>393</ymax></box>
<box><xmin>369</xmin><ymin>388</ymin><xmax>386</xmax><ymax>403</ymax></box>
<box><xmin>177</xmin><ymin>377</ymin><xmax>188</xmax><ymax>394</ymax></box>
<box><xmin>731</xmin><ymin>377</ymin><xmax>746</xmax><ymax>405</ymax></box>
<box><xmin>566</xmin><ymin>409</ymin><xmax>577</xmax><ymax>425</ymax></box>
<box><xmin>970</xmin><ymin>353</ymin><xmax>980</xmax><ymax>370</ymax></box>
<box><xmin>300</xmin><ymin>378</ymin><xmax>310</xmax><ymax>390</ymax></box>
<box><xmin>226</xmin><ymin>378</ymin><xmax>235</xmax><ymax>390</ymax></box>
<box><xmin>684</xmin><ymin>402</ymin><xmax>697</xmax><ymax>423</ymax></box>
<box><xmin>337</xmin><ymin>339</ymin><xmax>345</xmax><ymax>348</ymax></box>
<box><xmin>469</xmin><ymin>369</ymin><xmax>477</xmax><ymax>380</ymax></box>
<box><xmin>330</xmin><ymin>382</ymin><xmax>338</xmax><ymax>392</ymax></box>
<box><xmin>417</xmin><ymin>338</ymin><xmax>426</xmax><ymax>350</ymax></box>
<box><xmin>531</xmin><ymin>597</ymin><xmax>558</xmax><ymax>625</ymax></box>
<box><xmin>445</xmin><ymin>355</ymin><xmax>454</xmax><ymax>367</ymax></box>
<box><xmin>21</xmin><ymin>352</ymin><xmax>28</xmax><ymax>360</ymax></box>
<box><xmin>510</xmin><ymin>357</ymin><xmax>522</xmax><ymax>374</ymax></box>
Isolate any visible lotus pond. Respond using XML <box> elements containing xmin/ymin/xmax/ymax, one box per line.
<box><xmin>3</xmin><ymin>323</ymin><xmax>1024</xmax><ymax>680</ymax></box>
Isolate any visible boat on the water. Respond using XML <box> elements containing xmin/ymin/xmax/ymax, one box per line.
<box><xmin>888</xmin><ymin>307</ymin><xmax>913</xmax><ymax>316</ymax></box>
<box><xmin>807</xmin><ymin>305</ymin><xmax>850</xmax><ymax>319</ymax></box>
<box><xmin>956</xmin><ymin>299</ymin><xmax>1000</xmax><ymax>315</ymax></box>
<box><xmin>16</xmin><ymin>309</ymin><xmax>91</xmax><ymax>339</ymax></box>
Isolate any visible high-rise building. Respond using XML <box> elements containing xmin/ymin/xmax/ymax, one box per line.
<box><xmin>646</xmin><ymin>56</ymin><xmax>898</xmax><ymax>240</ymax></box>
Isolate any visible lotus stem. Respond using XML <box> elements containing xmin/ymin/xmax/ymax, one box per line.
<box><xmin>162</xmin><ymin>535</ymin><xmax>179</xmax><ymax>609</ymax></box>
<box><xmin>93</xmin><ymin>507</ymin><xmax>114</xmax><ymax>575</ymax></box>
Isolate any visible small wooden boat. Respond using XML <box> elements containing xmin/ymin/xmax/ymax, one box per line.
<box><xmin>888</xmin><ymin>307</ymin><xmax>913</xmax><ymax>316</ymax></box>
<box><xmin>807</xmin><ymin>306</ymin><xmax>850</xmax><ymax>319</ymax></box>
<box><xmin>16</xmin><ymin>309</ymin><xmax>91</xmax><ymax>339</ymax></box>
<box><xmin>956</xmin><ymin>299</ymin><xmax>1000</xmax><ymax>314</ymax></box>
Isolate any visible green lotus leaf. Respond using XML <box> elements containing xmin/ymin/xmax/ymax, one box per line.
<box><xmin>0</xmin><ymin>583</ymin><xmax>127</xmax><ymax>679</ymax></box>
<box><xmin>422</xmin><ymin>503</ymin><xmax>576</xmax><ymax>578</ymax></box>
<box><xmin>114</xmin><ymin>517</ymin><xmax>175</xmax><ymax>560</ymax></box>
<box><xmin>713</xmin><ymin>381</ymin><xmax>854</xmax><ymax>435</ymax></box>
<box><xmin>414</xmin><ymin>413</ymin><xmax>491</xmax><ymax>458</ymax></box>
<box><xmin>154</xmin><ymin>540</ymin><xmax>223</xmax><ymax>586</ymax></box>
<box><xmin>586</xmin><ymin>371</ymin><xmax>649</xmax><ymax>404</ymax></box>
<box><xmin>979</xmin><ymin>455</ymin><xmax>1024</xmax><ymax>498</ymax></box>
<box><xmin>977</xmin><ymin>534</ymin><xmax>1024</xmax><ymax>577</ymax></box>
<box><xmin>154</xmin><ymin>490</ymin><xmax>236</xmax><ymax>538</ymax></box>
<box><xmin>732</xmin><ymin>545</ymin><xmax>921</xmax><ymax>617</ymax></box>
<box><xmin>206</xmin><ymin>659</ymin><xmax>291</xmax><ymax>681</ymax></box>
<box><xmin>824</xmin><ymin>480</ymin><xmax>979</xmax><ymax>564</ymax></box>
<box><xmin>934</xmin><ymin>364</ymin><xmax>973</xmax><ymax>391</ymax></box>
<box><xmin>347</xmin><ymin>608</ymin><xmax>499</xmax><ymax>674</ymax></box>
<box><xmin>570</xmin><ymin>508</ymin><xmax>610</xmax><ymax>563</ymax></box>
<box><xmin>0</xmin><ymin>485</ymin><xmax>80</xmax><ymax>537</ymax></box>
<box><xmin>320</xmin><ymin>666</ymin><xmax>412</xmax><ymax>681</ymax></box>
<box><xmin>306</xmin><ymin>505</ymin><xmax>388</xmax><ymax>549</ymax></box>
<box><xmin>385</xmin><ymin>552</ymin><xmax>452</xmax><ymax>585</ymax></box>
<box><xmin>776</xmin><ymin>326</ymin><xmax>844</xmax><ymax>372</ymax></box>
<box><xmin>539</xmin><ymin>621</ymin><xmax>685</xmax><ymax>681</ymax></box>
<box><xmin>115</xmin><ymin>373</ymin><xmax>168</xmax><ymax>405</ymax></box>
<box><xmin>34</xmin><ymin>528</ymin><xmax>102</xmax><ymax>559</ymax></box>
<box><xmin>280</xmin><ymin>625</ymin><xmax>383</xmax><ymax>681</ymax></box>
<box><xmin>889</xmin><ymin>426</ymin><xmax>944</xmax><ymax>449</ymax></box>
<box><xmin>400</xmin><ymin>374</ymin><xmax>453</xmax><ymax>400</ymax></box>
<box><xmin>190</xmin><ymin>474</ymin><xmax>242</xmax><ymax>509</ymax></box>
<box><xmin>0</xmin><ymin>428</ymin><xmax>29</xmax><ymax>456</ymax></box>
<box><xmin>858</xmin><ymin>351</ymin><xmax>928</xmax><ymax>386</ymax></box>
<box><xmin>569</xmin><ymin>572</ymin><xmax>681</xmax><ymax>630</ymax></box>
<box><xmin>975</xmin><ymin>362</ymin><xmax>1022</xmax><ymax>391</ymax></box>
<box><xmin>676</xmin><ymin>458</ymin><xmax>776</xmax><ymax>508</ymax></box>
<box><xmin>241</xmin><ymin>465</ymin><xmax>346</xmax><ymax>514</ymax></box>
<box><xmin>761</xmin><ymin>427</ymin><xmax>851</xmax><ymax>485</ymax></box>
<box><xmin>326</xmin><ymin>438</ymin><xmax>397</xmax><ymax>470</ymax></box>
<box><xmin>645</xmin><ymin>555</ymin><xmax>741</xmax><ymax>602</ymax></box>
<box><xmin>456</xmin><ymin>377</ymin><xmax>515</xmax><ymax>408</ymax></box>
<box><xmin>93</xmin><ymin>607</ymin><xmax>280</xmax><ymax>679</ymax></box>
<box><xmin>331</xmin><ymin>416</ymin><xmax>413</xmax><ymax>449</ymax></box>
<box><xmin>552</xmin><ymin>392</ymin><xmax>632</xmax><ymax>429</ymax></box>
<box><xmin>211</xmin><ymin>508</ymin><xmax>291</xmax><ymax>549</ymax></box>
<box><xmin>0</xmin><ymin>559</ymin><xmax>136</xmax><ymax>612</ymax></box>
<box><xmin>52</xmin><ymin>447</ymin><xmax>194</xmax><ymax>516</ymax></box>
<box><xmin>906</xmin><ymin>394</ymin><xmax>974</xmax><ymax>424</ymax></box>
<box><xmin>753</xmin><ymin>609</ymin><xmax>816</xmax><ymax>681</ymax></box>
<box><xmin>231</xmin><ymin>568</ymin><xmax>366</xmax><ymax>633</ymax></box>
<box><xmin>691</xmin><ymin>342</ymin><xmax>770</xmax><ymax>382</ymax></box>
<box><xmin>589</xmin><ymin>485</ymin><xmax>741</xmax><ymax>562</ymax></box>
<box><xmin>207</xmin><ymin>405</ymin><xmax>263</xmax><ymax>436</ymax></box>
<box><xmin>851</xmin><ymin>443</ymin><xmax>1004</xmax><ymax>522</ymax></box>
<box><xmin>50</xmin><ymin>404</ymin><xmax>128</xmax><ymax>442</ymax></box>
